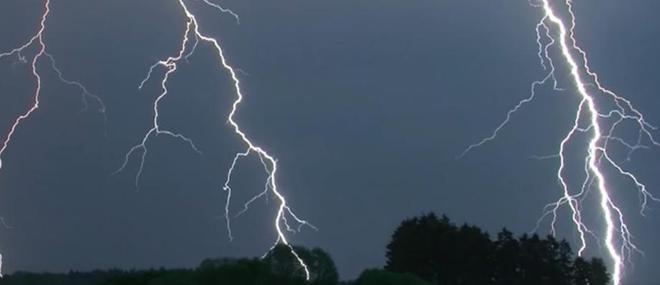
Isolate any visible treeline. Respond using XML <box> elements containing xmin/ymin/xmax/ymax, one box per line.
<box><xmin>0</xmin><ymin>245</ymin><xmax>337</xmax><ymax>285</ymax></box>
<box><xmin>0</xmin><ymin>213</ymin><xmax>609</xmax><ymax>285</ymax></box>
<box><xmin>384</xmin><ymin>213</ymin><xmax>609</xmax><ymax>285</ymax></box>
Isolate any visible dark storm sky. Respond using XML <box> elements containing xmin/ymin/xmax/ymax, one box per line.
<box><xmin>0</xmin><ymin>0</ymin><xmax>659</xmax><ymax>284</ymax></box>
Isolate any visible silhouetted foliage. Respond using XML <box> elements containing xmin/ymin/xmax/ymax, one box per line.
<box><xmin>99</xmin><ymin>269</ymin><xmax>197</xmax><ymax>285</ymax></box>
<box><xmin>354</xmin><ymin>269</ymin><xmax>431</xmax><ymax>285</ymax></box>
<box><xmin>0</xmin><ymin>270</ymin><xmax>121</xmax><ymax>285</ymax></box>
<box><xmin>0</xmin><ymin>246</ymin><xmax>338</xmax><ymax>285</ymax></box>
<box><xmin>571</xmin><ymin>257</ymin><xmax>610</xmax><ymax>285</ymax></box>
<box><xmin>0</xmin><ymin>213</ymin><xmax>611</xmax><ymax>285</ymax></box>
<box><xmin>385</xmin><ymin>213</ymin><xmax>493</xmax><ymax>284</ymax></box>
<box><xmin>385</xmin><ymin>213</ymin><xmax>609</xmax><ymax>285</ymax></box>
<box><xmin>197</xmin><ymin>258</ymin><xmax>275</xmax><ymax>285</ymax></box>
<box><xmin>263</xmin><ymin>244</ymin><xmax>339</xmax><ymax>285</ymax></box>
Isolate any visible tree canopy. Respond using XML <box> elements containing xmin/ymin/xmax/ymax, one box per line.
<box><xmin>385</xmin><ymin>213</ymin><xmax>610</xmax><ymax>285</ymax></box>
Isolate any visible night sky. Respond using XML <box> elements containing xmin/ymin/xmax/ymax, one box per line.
<box><xmin>0</xmin><ymin>0</ymin><xmax>659</xmax><ymax>284</ymax></box>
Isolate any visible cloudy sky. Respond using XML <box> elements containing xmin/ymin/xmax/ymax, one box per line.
<box><xmin>0</xmin><ymin>0</ymin><xmax>659</xmax><ymax>284</ymax></box>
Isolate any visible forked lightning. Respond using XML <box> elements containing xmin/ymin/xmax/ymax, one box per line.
<box><xmin>0</xmin><ymin>0</ymin><xmax>105</xmax><ymax>276</ymax></box>
<box><xmin>5</xmin><ymin>1</ymin><xmax>657</xmax><ymax>284</ymax></box>
<box><xmin>462</xmin><ymin>1</ymin><xmax>659</xmax><ymax>284</ymax></box>
<box><xmin>115</xmin><ymin>0</ymin><xmax>314</xmax><ymax>280</ymax></box>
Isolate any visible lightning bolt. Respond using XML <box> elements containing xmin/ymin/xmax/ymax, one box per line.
<box><xmin>115</xmin><ymin>1</ymin><xmax>314</xmax><ymax>279</ymax></box>
<box><xmin>462</xmin><ymin>1</ymin><xmax>660</xmax><ymax>284</ymax></box>
<box><xmin>0</xmin><ymin>0</ymin><xmax>107</xmax><ymax>277</ymax></box>
<box><xmin>0</xmin><ymin>0</ymin><xmax>50</xmax><ymax>172</ymax></box>
<box><xmin>0</xmin><ymin>1</ymin><xmax>51</xmax><ymax>277</ymax></box>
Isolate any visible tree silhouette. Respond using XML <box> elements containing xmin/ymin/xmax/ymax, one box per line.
<box><xmin>385</xmin><ymin>213</ymin><xmax>493</xmax><ymax>284</ymax></box>
<box><xmin>492</xmin><ymin>229</ymin><xmax>520</xmax><ymax>285</ymax></box>
<box><xmin>384</xmin><ymin>213</ymin><xmax>610</xmax><ymax>285</ymax></box>
<box><xmin>197</xmin><ymin>258</ymin><xmax>273</xmax><ymax>285</ymax></box>
<box><xmin>263</xmin><ymin>244</ymin><xmax>339</xmax><ymax>285</ymax></box>
<box><xmin>0</xmin><ymin>213</ymin><xmax>610</xmax><ymax>285</ymax></box>
<box><xmin>516</xmin><ymin>234</ymin><xmax>572</xmax><ymax>285</ymax></box>
<box><xmin>354</xmin><ymin>269</ymin><xmax>431</xmax><ymax>285</ymax></box>
<box><xmin>385</xmin><ymin>213</ymin><xmax>455</xmax><ymax>282</ymax></box>
<box><xmin>298</xmin><ymin>248</ymin><xmax>340</xmax><ymax>285</ymax></box>
<box><xmin>571</xmin><ymin>257</ymin><xmax>610</xmax><ymax>285</ymax></box>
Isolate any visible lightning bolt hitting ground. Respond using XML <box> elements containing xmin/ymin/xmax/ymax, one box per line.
<box><xmin>462</xmin><ymin>1</ymin><xmax>659</xmax><ymax>284</ymax></box>
<box><xmin>115</xmin><ymin>0</ymin><xmax>315</xmax><ymax>280</ymax></box>
<box><xmin>0</xmin><ymin>0</ymin><xmax>107</xmax><ymax>277</ymax></box>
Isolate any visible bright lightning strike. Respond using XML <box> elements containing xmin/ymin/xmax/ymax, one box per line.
<box><xmin>0</xmin><ymin>0</ymin><xmax>105</xmax><ymax>277</ymax></box>
<box><xmin>0</xmin><ymin>0</ymin><xmax>51</xmax><ymax>277</ymax></box>
<box><xmin>115</xmin><ymin>0</ymin><xmax>314</xmax><ymax>280</ymax></box>
<box><xmin>0</xmin><ymin>0</ymin><xmax>50</xmax><ymax>173</ymax></box>
<box><xmin>462</xmin><ymin>1</ymin><xmax>660</xmax><ymax>284</ymax></box>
